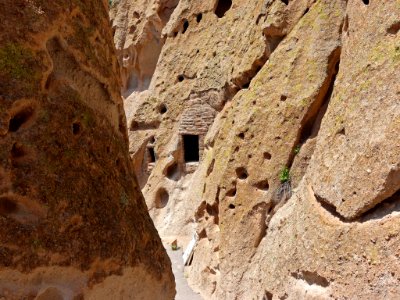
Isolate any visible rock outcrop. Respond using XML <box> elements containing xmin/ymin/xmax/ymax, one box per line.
<box><xmin>0</xmin><ymin>0</ymin><xmax>175</xmax><ymax>299</ymax></box>
<box><xmin>114</xmin><ymin>0</ymin><xmax>400</xmax><ymax>299</ymax></box>
<box><xmin>110</xmin><ymin>0</ymin><xmax>179</xmax><ymax>97</ymax></box>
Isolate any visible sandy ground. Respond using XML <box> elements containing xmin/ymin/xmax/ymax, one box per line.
<box><xmin>163</xmin><ymin>238</ymin><xmax>203</xmax><ymax>300</ymax></box>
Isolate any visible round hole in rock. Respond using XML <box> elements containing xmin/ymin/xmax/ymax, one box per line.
<box><xmin>228</xmin><ymin>204</ymin><xmax>235</xmax><ymax>209</ymax></box>
<box><xmin>9</xmin><ymin>106</ymin><xmax>35</xmax><ymax>132</ymax></box>
<box><xmin>0</xmin><ymin>197</ymin><xmax>18</xmax><ymax>215</ymax></box>
<box><xmin>280</xmin><ymin>95</ymin><xmax>287</xmax><ymax>101</ymax></box>
<box><xmin>362</xmin><ymin>0</ymin><xmax>369</xmax><ymax>4</ymax></box>
<box><xmin>182</xmin><ymin>19</ymin><xmax>189</xmax><ymax>34</ymax></box>
<box><xmin>155</xmin><ymin>188</ymin><xmax>169</xmax><ymax>208</ymax></box>
<box><xmin>160</xmin><ymin>103</ymin><xmax>168</xmax><ymax>114</ymax></box>
<box><xmin>166</xmin><ymin>162</ymin><xmax>180</xmax><ymax>181</ymax></box>
<box><xmin>337</xmin><ymin>127</ymin><xmax>346</xmax><ymax>135</ymax></box>
<box><xmin>72</xmin><ymin>122</ymin><xmax>81</xmax><ymax>135</ymax></box>
<box><xmin>236</xmin><ymin>167</ymin><xmax>248</xmax><ymax>180</ymax></box>
<box><xmin>149</xmin><ymin>136</ymin><xmax>156</xmax><ymax>144</ymax></box>
<box><xmin>215</xmin><ymin>0</ymin><xmax>232</xmax><ymax>18</ymax></box>
<box><xmin>280</xmin><ymin>0</ymin><xmax>289</xmax><ymax>5</ymax></box>
<box><xmin>177</xmin><ymin>75</ymin><xmax>185</xmax><ymax>82</ymax></box>
<box><xmin>238</xmin><ymin>132</ymin><xmax>245</xmax><ymax>139</ymax></box>
<box><xmin>198</xmin><ymin>229</ymin><xmax>207</xmax><ymax>239</ymax></box>
<box><xmin>159</xmin><ymin>103</ymin><xmax>168</xmax><ymax>114</ymax></box>
<box><xmin>196</xmin><ymin>13</ymin><xmax>203</xmax><ymax>23</ymax></box>
<box><xmin>264</xmin><ymin>152</ymin><xmax>272</xmax><ymax>160</ymax></box>
<box><xmin>226</xmin><ymin>187</ymin><xmax>236</xmax><ymax>197</ymax></box>
<box><xmin>255</xmin><ymin>179</ymin><xmax>269</xmax><ymax>191</ymax></box>
<box><xmin>387</xmin><ymin>22</ymin><xmax>400</xmax><ymax>35</ymax></box>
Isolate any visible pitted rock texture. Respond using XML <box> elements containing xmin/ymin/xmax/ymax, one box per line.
<box><xmin>117</xmin><ymin>0</ymin><xmax>316</xmax><ymax>239</ymax></box>
<box><xmin>0</xmin><ymin>0</ymin><xmax>175</xmax><ymax>299</ymax></box>
<box><xmin>115</xmin><ymin>0</ymin><xmax>399</xmax><ymax>299</ymax></box>
<box><xmin>110</xmin><ymin>0</ymin><xmax>179</xmax><ymax>96</ymax></box>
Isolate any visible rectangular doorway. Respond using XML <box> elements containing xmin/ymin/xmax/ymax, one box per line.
<box><xmin>182</xmin><ymin>135</ymin><xmax>199</xmax><ymax>162</ymax></box>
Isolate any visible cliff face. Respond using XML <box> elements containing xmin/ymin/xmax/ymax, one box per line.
<box><xmin>114</xmin><ymin>0</ymin><xmax>400</xmax><ymax>299</ymax></box>
<box><xmin>111</xmin><ymin>0</ymin><xmax>310</xmax><ymax>238</ymax></box>
<box><xmin>0</xmin><ymin>0</ymin><xmax>175</xmax><ymax>299</ymax></box>
<box><xmin>110</xmin><ymin>0</ymin><xmax>179</xmax><ymax>97</ymax></box>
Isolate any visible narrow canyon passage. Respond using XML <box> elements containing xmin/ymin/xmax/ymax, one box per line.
<box><xmin>163</xmin><ymin>238</ymin><xmax>203</xmax><ymax>300</ymax></box>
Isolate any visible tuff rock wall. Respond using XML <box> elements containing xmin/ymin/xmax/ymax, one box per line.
<box><xmin>113</xmin><ymin>0</ymin><xmax>400</xmax><ymax>299</ymax></box>
<box><xmin>0</xmin><ymin>0</ymin><xmax>175</xmax><ymax>299</ymax></box>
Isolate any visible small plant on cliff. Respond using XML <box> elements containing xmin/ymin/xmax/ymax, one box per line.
<box><xmin>294</xmin><ymin>145</ymin><xmax>301</xmax><ymax>155</ymax></box>
<box><xmin>272</xmin><ymin>167</ymin><xmax>292</xmax><ymax>204</ymax></box>
<box><xmin>279</xmin><ymin>167</ymin><xmax>290</xmax><ymax>183</ymax></box>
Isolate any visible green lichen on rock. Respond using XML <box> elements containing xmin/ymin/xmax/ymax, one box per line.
<box><xmin>0</xmin><ymin>43</ymin><xmax>37</xmax><ymax>82</ymax></box>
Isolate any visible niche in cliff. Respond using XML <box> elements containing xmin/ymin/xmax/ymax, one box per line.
<box><xmin>118</xmin><ymin>0</ymin><xmax>180</xmax><ymax>97</ymax></box>
<box><xmin>215</xmin><ymin>0</ymin><xmax>232</xmax><ymax>18</ymax></box>
<box><xmin>8</xmin><ymin>104</ymin><xmax>37</xmax><ymax>133</ymax></box>
<box><xmin>157</xmin><ymin>0</ymin><xmax>179</xmax><ymax>24</ymax></box>
<box><xmin>155</xmin><ymin>188</ymin><xmax>169</xmax><ymax>209</ymax></box>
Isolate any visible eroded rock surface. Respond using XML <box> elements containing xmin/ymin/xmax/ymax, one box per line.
<box><xmin>116</xmin><ymin>0</ymin><xmax>315</xmax><ymax>238</ymax></box>
<box><xmin>110</xmin><ymin>0</ymin><xmax>179</xmax><ymax>96</ymax></box>
<box><xmin>115</xmin><ymin>0</ymin><xmax>399</xmax><ymax>299</ymax></box>
<box><xmin>0</xmin><ymin>0</ymin><xmax>175</xmax><ymax>299</ymax></box>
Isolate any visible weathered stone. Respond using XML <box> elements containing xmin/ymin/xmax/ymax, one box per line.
<box><xmin>0</xmin><ymin>0</ymin><xmax>175</xmax><ymax>298</ymax></box>
<box><xmin>113</xmin><ymin>0</ymin><xmax>400</xmax><ymax>299</ymax></box>
<box><xmin>110</xmin><ymin>0</ymin><xmax>179</xmax><ymax>96</ymax></box>
<box><xmin>118</xmin><ymin>0</ymin><xmax>314</xmax><ymax>239</ymax></box>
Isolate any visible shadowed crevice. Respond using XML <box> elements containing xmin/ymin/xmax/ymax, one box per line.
<box><xmin>291</xmin><ymin>271</ymin><xmax>330</xmax><ymax>287</ymax></box>
<box><xmin>315</xmin><ymin>188</ymin><xmax>400</xmax><ymax>223</ymax></box>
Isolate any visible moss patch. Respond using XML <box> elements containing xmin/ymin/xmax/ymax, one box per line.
<box><xmin>0</xmin><ymin>43</ymin><xmax>37</xmax><ymax>82</ymax></box>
